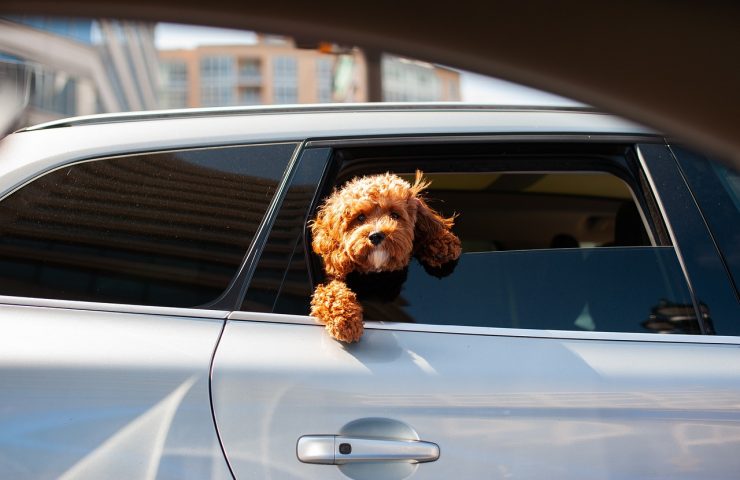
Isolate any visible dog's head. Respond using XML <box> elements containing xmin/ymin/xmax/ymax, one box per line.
<box><xmin>311</xmin><ymin>171</ymin><xmax>460</xmax><ymax>279</ymax></box>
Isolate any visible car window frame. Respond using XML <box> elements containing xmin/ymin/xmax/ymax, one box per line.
<box><xmin>247</xmin><ymin>134</ymin><xmax>723</xmax><ymax>337</ymax></box>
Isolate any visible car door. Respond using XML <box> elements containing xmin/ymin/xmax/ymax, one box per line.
<box><xmin>211</xmin><ymin>139</ymin><xmax>740</xmax><ymax>479</ymax></box>
<box><xmin>0</xmin><ymin>139</ymin><xmax>299</xmax><ymax>479</ymax></box>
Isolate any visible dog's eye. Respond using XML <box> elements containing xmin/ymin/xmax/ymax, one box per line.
<box><xmin>389</xmin><ymin>212</ymin><xmax>400</xmax><ymax>220</ymax></box>
<box><xmin>356</xmin><ymin>213</ymin><xmax>367</xmax><ymax>223</ymax></box>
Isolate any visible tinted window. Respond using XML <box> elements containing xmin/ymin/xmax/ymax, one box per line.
<box><xmin>360</xmin><ymin>247</ymin><xmax>697</xmax><ymax>334</ymax></box>
<box><xmin>0</xmin><ymin>143</ymin><xmax>296</xmax><ymax>307</ymax></box>
<box><xmin>674</xmin><ymin>147</ymin><xmax>740</xmax><ymax>298</ymax></box>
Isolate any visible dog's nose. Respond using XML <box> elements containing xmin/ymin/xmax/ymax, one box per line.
<box><xmin>368</xmin><ymin>232</ymin><xmax>385</xmax><ymax>245</ymax></box>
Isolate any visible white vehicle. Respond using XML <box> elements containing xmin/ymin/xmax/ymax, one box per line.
<box><xmin>1</xmin><ymin>105</ymin><xmax>739</xmax><ymax>479</ymax></box>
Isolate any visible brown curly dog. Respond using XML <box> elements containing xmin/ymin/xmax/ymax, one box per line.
<box><xmin>310</xmin><ymin>171</ymin><xmax>461</xmax><ymax>342</ymax></box>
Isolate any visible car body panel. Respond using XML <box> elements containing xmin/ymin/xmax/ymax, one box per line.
<box><xmin>213</xmin><ymin>313</ymin><xmax>740</xmax><ymax>479</ymax></box>
<box><xmin>0</xmin><ymin>301</ymin><xmax>231</xmax><ymax>480</ymax></box>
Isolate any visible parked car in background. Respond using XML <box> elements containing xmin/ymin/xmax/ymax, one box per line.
<box><xmin>0</xmin><ymin>104</ymin><xmax>738</xmax><ymax>479</ymax></box>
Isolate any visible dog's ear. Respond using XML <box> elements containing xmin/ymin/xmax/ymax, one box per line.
<box><xmin>311</xmin><ymin>196</ymin><xmax>353</xmax><ymax>279</ymax></box>
<box><xmin>411</xmin><ymin>170</ymin><xmax>462</xmax><ymax>268</ymax></box>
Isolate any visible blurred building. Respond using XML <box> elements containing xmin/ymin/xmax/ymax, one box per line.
<box><xmin>382</xmin><ymin>56</ymin><xmax>460</xmax><ymax>102</ymax></box>
<box><xmin>0</xmin><ymin>16</ymin><xmax>461</xmax><ymax>128</ymax></box>
<box><xmin>0</xmin><ymin>16</ymin><xmax>159</xmax><ymax>126</ymax></box>
<box><xmin>159</xmin><ymin>37</ymin><xmax>461</xmax><ymax>108</ymax></box>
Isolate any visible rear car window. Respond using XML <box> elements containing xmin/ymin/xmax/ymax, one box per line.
<box><xmin>0</xmin><ymin>143</ymin><xmax>296</xmax><ymax>307</ymax></box>
<box><xmin>259</xmin><ymin>143</ymin><xmax>702</xmax><ymax>334</ymax></box>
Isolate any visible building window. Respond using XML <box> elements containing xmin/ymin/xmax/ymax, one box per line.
<box><xmin>273</xmin><ymin>56</ymin><xmax>298</xmax><ymax>104</ymax></box>
<box><xmin>239</xmin><ymin>87</ymin><xmax>262</xmax><ymax>105</ymax></box>
<box><xmin>238</xmin><ymin>58</ymin><xmax>262</xmax><ymax>86</ymax></box>
<box><xmin>382</xmin><ymin>55</ymin><xmax>445</xmax><ymax>102</ymax></box>
<box><xmin>200</xmin><ymin>55</ymin><xmax>235</xmax><ymax>107</ymax></box>
<box><xmin>29</xmin><ymin>69</ymin><xmax>77</xmax><ymax>116</ymax></box>
<box><xmin>316</xmin><ymin>57</ymin><xmax>334</xmax><ymax>103</ymax></box>
<box><xmin>159</xmin><ymin>60</ymin><xmax>188</xmax><ymax>109</ymax></box>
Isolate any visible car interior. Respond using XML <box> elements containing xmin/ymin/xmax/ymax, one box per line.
<box><xmin>329</xmin><ymin>142</ymin><xmax>657</xmax><ymax>253</ymax></box>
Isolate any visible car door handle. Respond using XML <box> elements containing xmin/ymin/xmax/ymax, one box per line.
<box><xmin>297</xmin><ymin>435</ymin><xmax>440</xmax><ymax>464</ymax></box>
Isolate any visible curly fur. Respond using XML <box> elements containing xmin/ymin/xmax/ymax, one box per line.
<box><xmin>311</xmin><ymin>280</ymin><xmax>364</xmax><ymax>342</ymax></box>
<box><xmin>310</xmin><ymin>171</ymin><xmax>461</xmax><ymax>342</ymax></box>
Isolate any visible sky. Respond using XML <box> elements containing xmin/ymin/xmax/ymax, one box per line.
<box><xmin>154</xmin><ymin>23</ymin><xmax>583</xmax><ymax>106</ymax></box>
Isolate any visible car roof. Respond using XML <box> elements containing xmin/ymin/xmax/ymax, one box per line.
<box><xmin>0</xmin><ymin>104</ymin><xmax>656</xmax><ymax>199</ymax></box>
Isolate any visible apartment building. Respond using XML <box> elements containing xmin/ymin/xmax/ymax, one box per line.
<box><xmin>159</xmin><ymin>37</ymin><xmax>461</xmax><ymax>108</ymax></box>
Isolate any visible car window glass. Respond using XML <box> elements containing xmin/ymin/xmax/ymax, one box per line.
<box><xmin>674</xmin><ymin>147</ymin><xmax>740</xmax><ymax>298</ymax></box>
<box><xmin>0</xmin><ymin>143</ymin><xmax>296</xmax><ymax>307</ymax></box>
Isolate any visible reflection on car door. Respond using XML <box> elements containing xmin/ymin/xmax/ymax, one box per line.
<box><xmin>0</xmin><ymin>302</ymin><xmax>230</xmax><ymax>480</ymax></box>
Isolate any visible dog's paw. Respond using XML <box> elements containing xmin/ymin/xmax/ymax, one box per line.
<box><xmin>421</xmin><ymin>257</ymin><xmax>459</xmax><ymax>278</ymax></box>
<box><xmin>311</xmin><ymin>279</ymin><xmax>364</xmax><ymax>343</ymax></box>
<box><xmin>415</xmin><ymin>229</ymin><xmax>462</xmax><ymax>268</ymax></box>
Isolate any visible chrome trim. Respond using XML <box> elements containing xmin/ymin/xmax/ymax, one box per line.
<box><xmin>334</xmin><ymin>436</ymin><xmax>439</xmax><ymax>464</ymax></box>
<box><xmin>296</xmin><ymin>435</ymin><xmax>336</xmax><ymax>465</ymax></box>
<box><xmin>21</xmin><ymin>103</ymin><xmax>600</xmax><ymax>131</ymax></box>
<box><xmin>635</xmin><ymin>145</ymin><xmax>706</xmax><ymax>333</ymax></box>
<box><xmin>0</xmin><ymin>295</ymin><xmax>229</xmax><ymax>319</ymax></box>
<box><xmin>227</xmin><ymin>311</ymin><xmax>740</xmax><ymax>344</ymax></box>
<box><xmin>306</xmin><ymin>133</ymin><xmax>662</xmax><ymax>148</ymax></box>
<box><xmin>297</xmin><ymin>435</ymin><xmax>439</xmax><ymax>464</ymax></box>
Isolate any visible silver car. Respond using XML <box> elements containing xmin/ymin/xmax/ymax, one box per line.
<box><xmin>0</xmin><ymin>105</ymin><xmax>738</xmax><ymax>479</ymax></box>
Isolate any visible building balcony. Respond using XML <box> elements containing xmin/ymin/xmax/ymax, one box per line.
<box><xmin>238</xmin><ymin>72</ymin><xmax>262</xmax><ymax>86</ymax></box>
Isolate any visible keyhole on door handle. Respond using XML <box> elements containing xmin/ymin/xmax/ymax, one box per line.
<box><xmin>339</xmin><ymin>443</ymin><xmax>352</xmax><ymax>455</ymax></box>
